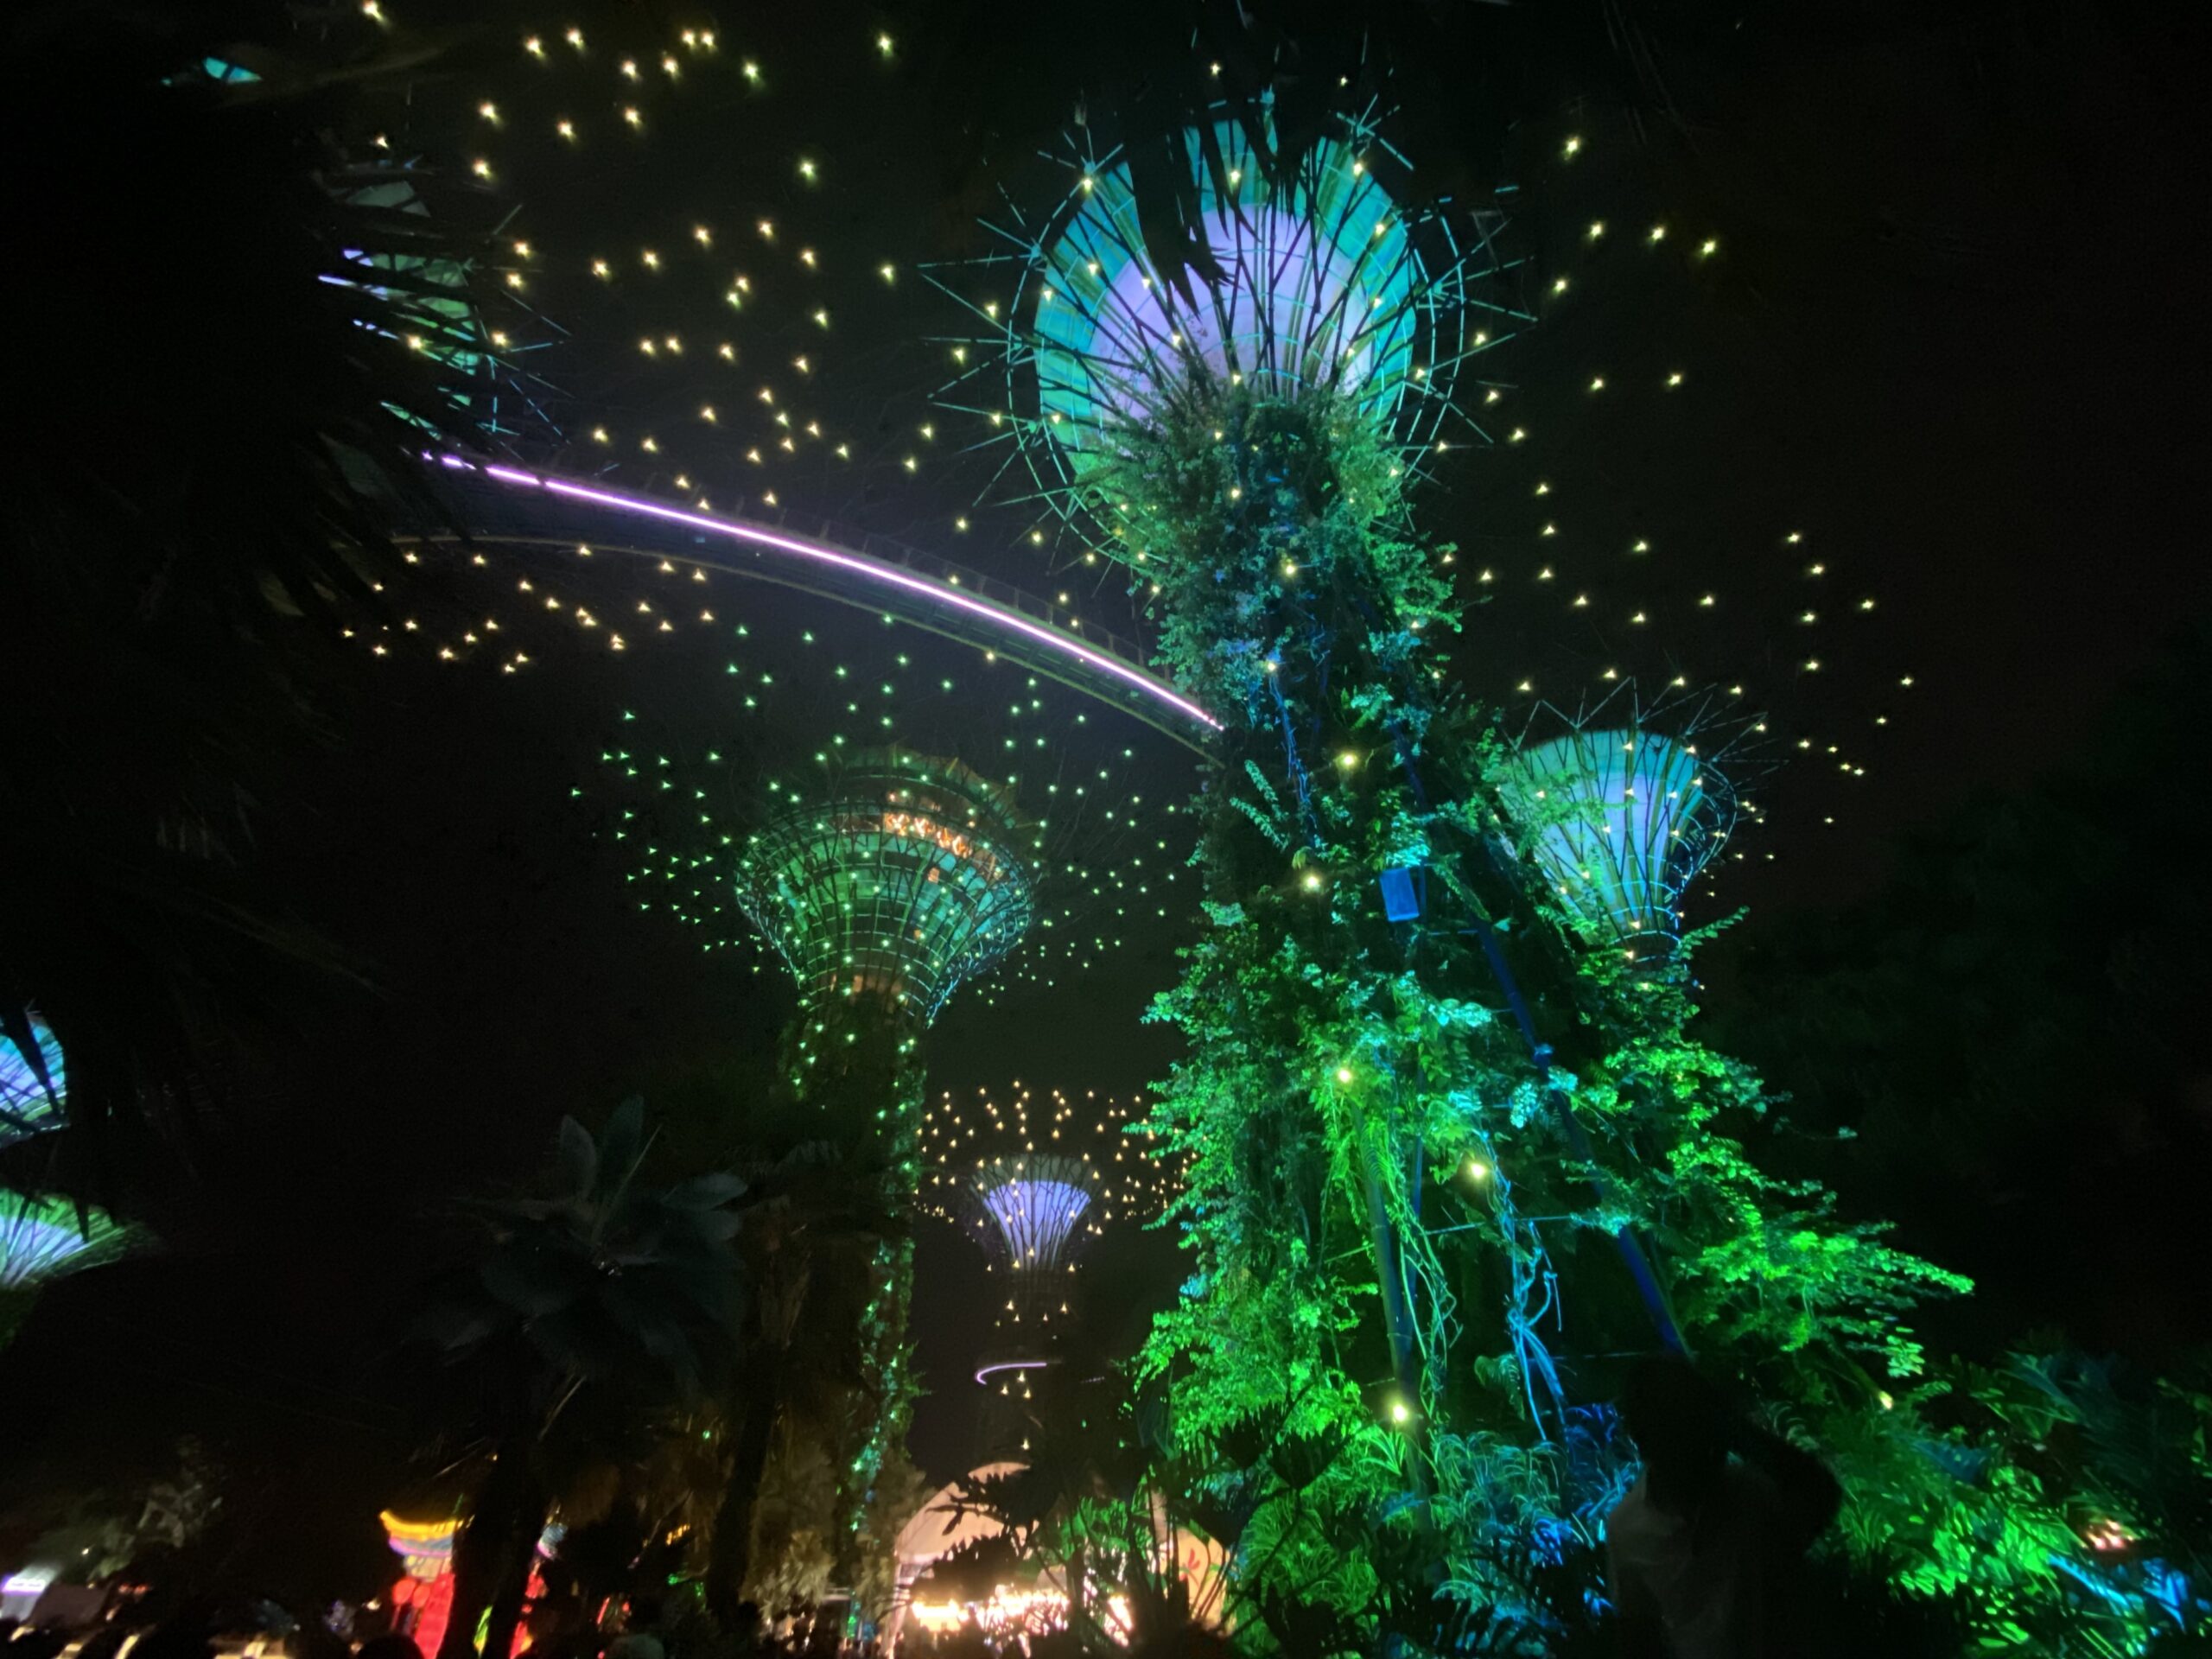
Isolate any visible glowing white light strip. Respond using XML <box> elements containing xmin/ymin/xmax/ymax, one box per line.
<box><xmin>452</xmin><ymin>458</ymin><xmax>1223</xmax><ymax>734</ymax></box>
<box><xmin>974</xmin><ymin>1358</ymin><xmax>1052</xmax><ymax>1386</ymax></box>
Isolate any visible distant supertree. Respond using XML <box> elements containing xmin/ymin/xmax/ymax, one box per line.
<box><xmin>1</xmin><ymin>1020</ymin><xmax>130</xmax><ymax>1344</ymax></box>
<box><xmin>735</xmin><ymin>749</ymin><xmax>1038</xmax><ymax>1126</ymax></box>
<box><xmin>922</xmin><ymin>1085</ymin><xmax>1174</xmax><ymax>1413</ymax></box>
<box><xmin>1493</xmin><ymin>693</ymin><xmax>1760</xmax><ymax>959</ymax></box>
<box><xmin>954</xmin><ymin>1157</ymin><xmax>1100</xmax><ymax>1345</ymax></box>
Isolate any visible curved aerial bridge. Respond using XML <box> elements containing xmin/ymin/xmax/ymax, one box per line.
<box><xmin>410</xmin><ymin>457</ymin><xmax>1219</xmax><ymax>753</ymax></box>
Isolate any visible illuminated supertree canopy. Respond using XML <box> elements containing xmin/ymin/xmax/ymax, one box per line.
<box><xmin>921</xmin><ymin>1085</ymin><xmax>1177</xmax><ymax>1402</ymax></box>
<box><xmin>1493</xmin><ymin>696</ymin><xmax>1759</xmax><ymax>954</ymax></box>
<box><xmin>0</xmin><ymin>1016</ymin><xmax>66</xmax><ymax>1141</ymax></box>
<box><xmin>958</xmin><ymin>1157</ymin><xmax>1097</xmax><ymax>1302</ymax></box>
<box><xmin>735</xmin><ymin>748</ymin><xmax>1036</xmax><ymax>1032</ymax></box>
<box><xmin>0</xmin><ymin>1022</ymin><xmax>130</xmax><ymax>1302</ymax></box>
<box><xmin>583</xmin><ymin>613</ymin><xmax>1195</xmax><ymax>1006</ymax></box>
<box><xmin>0</xmin><ymin>1194</ymin><xmax>129</xmax><ymax>1293</ymax></box>
<box><xmin>934</xmin><ymin>109</ymin><xmax>1493</xmax><ymax>515</ymax></box>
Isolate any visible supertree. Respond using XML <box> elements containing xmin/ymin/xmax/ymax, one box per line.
<box><xmin>953</xmin><ymin>1158</ymin><xmax>1098</xmax><ymax>1369</ymax></box>
<box><xmin>1491</xmin><ymin>692</ymin><xmax>1759</xmax><ymax>962</ymax></box>
<box><xmin>714</xmin><ymin>751</ymin><xmax>1037</xmax><ymax>1520</ymax></box>
<box><xmin>921</xmin><ymin>1085</ymin><xmax>1176</xmax><ymax>1435</ymax></box>
<box><xmin>0</xmin><ymin>1014</ymin><xmax>66</xmax><ymax>1139</ymax></box>
<box><xmin>733</xmin><ymin>748</ymin><xmax>1040</xmax><ymax>1129</ymax></box>
<box><xmin>932</xmin><ymin>89</ymin><xmax>1967</xmax><ymax>1629</ymax></box>
<box><xmin>1</xmin><ymin>1020</ymin><xmax>132</xmax><ymax>1346</ymax></box>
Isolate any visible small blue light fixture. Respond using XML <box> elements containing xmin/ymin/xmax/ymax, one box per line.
<box><xmin>1379</xmin><ymin>866</ymin><xmax>1425</xmax><ymax>922</ymax></box>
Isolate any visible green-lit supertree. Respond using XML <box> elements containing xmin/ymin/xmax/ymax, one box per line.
<box><xmin>938</xmin><ymin>100</ymin><xmax>1967</xmax><ymax>1631</ymax></box>
<box><xmin>735</xmin><ymin>749</ymin><xmax>1038</xmax><ymax>1133</ymax></box>
<box><xmin>587</xmin><ymin>617</ymin><xmax>1188</xmax><ymax>1605</ymax></box>
<box><xmin>736</xmin><ymin>750</ymin><xmax>1039</xmax><ymax>1522</ymax></box>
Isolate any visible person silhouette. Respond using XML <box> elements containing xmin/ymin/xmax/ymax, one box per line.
<box><xmin>1604</xmin><ymin>1354</ymin><xmax>1841</xmax><ymax>1659</ymax></box>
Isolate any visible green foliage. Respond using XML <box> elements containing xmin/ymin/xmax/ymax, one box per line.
<box><xmin>1098</xmin><ymin>382</ymin><xmax>2000</xmax><ymax>1647</ymax></box>
<box><xmin>417</xmin><ymin>1099</ymin><xmax>751</xmax><ymax>1659</ymax></box>
<box><xmin>925</xmin><ymin>1363</ymin><xmax>1602</xmax><ymax>1658</ymax></box>
<box><xmin>1096</xmin><ymin>385</ymin><xmax>1458</xmax><ymax>728</ymax></box>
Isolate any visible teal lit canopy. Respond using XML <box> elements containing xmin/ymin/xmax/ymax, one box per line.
<box><xmin>1</xmin><ymin>1016</ymin><xmax>66</xmax><ymax>1143</ymax></box>
<box><xmin>1</xmin><ymin>1192</ymin><xmax>130</xmax><ymax>1292</ymax></box>
<box><xmin>1494</xmin><ymin>727</ymin><xmax>1737</xmax><ymax>951</ymax></box>
<box><xmin>949</xmin><ymin>102</ymin><xmax>1508</xmax><ymax>533</ymax></box>
<box><xmin>731</xmin><ymin>751</ymin><xmax>1039</xmax><ymax>1027</ymax></box>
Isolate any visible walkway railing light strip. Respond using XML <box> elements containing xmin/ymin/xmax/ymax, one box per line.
<box><xmin>447</xmin><ymin>456</ymin><xmax>1223</xmax><ymax>736</ymax></box>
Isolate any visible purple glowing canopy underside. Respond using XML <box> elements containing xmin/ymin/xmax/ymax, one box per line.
<box><xmin>981</xmin><ymin>1178</ymin><xmax>1094</xmax><ymax>1264</ymax></box>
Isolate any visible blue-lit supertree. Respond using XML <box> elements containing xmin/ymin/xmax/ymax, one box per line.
<box><xmin>1</xmin><ymin>1020</ymin><xmax>130</xmax><ymax>1346</ymax></box>
<box><xmin>1</xmin><ymin>1014</ymin><xmax>67</xmax><ymax>1140</ymax></box>
<box><xmin>956</xmin><ymin>1158</ymin><xmax>1099</xmax><ymax>1348</ymax></box>
<box><xmin>922</xmin><ymin>1084</ymin><xmax>1173</xmax><ymax>1452</ymax></box>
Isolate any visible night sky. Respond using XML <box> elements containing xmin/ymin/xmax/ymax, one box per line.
<box><xmin>8</xmin><ymin>0</ymin><xmax>2204</xmax><ymax>1491</ymax></box>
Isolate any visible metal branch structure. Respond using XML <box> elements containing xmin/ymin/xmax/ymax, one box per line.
<box><xmin>929</xmin><ymin>99</ymin><xmax>1525</xmax><ymax>538</ymax></box>
<box><xmin>1494</xmin><ymin>690</ymin><xmax>1763</xmax><ymax>956</ymax></box>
